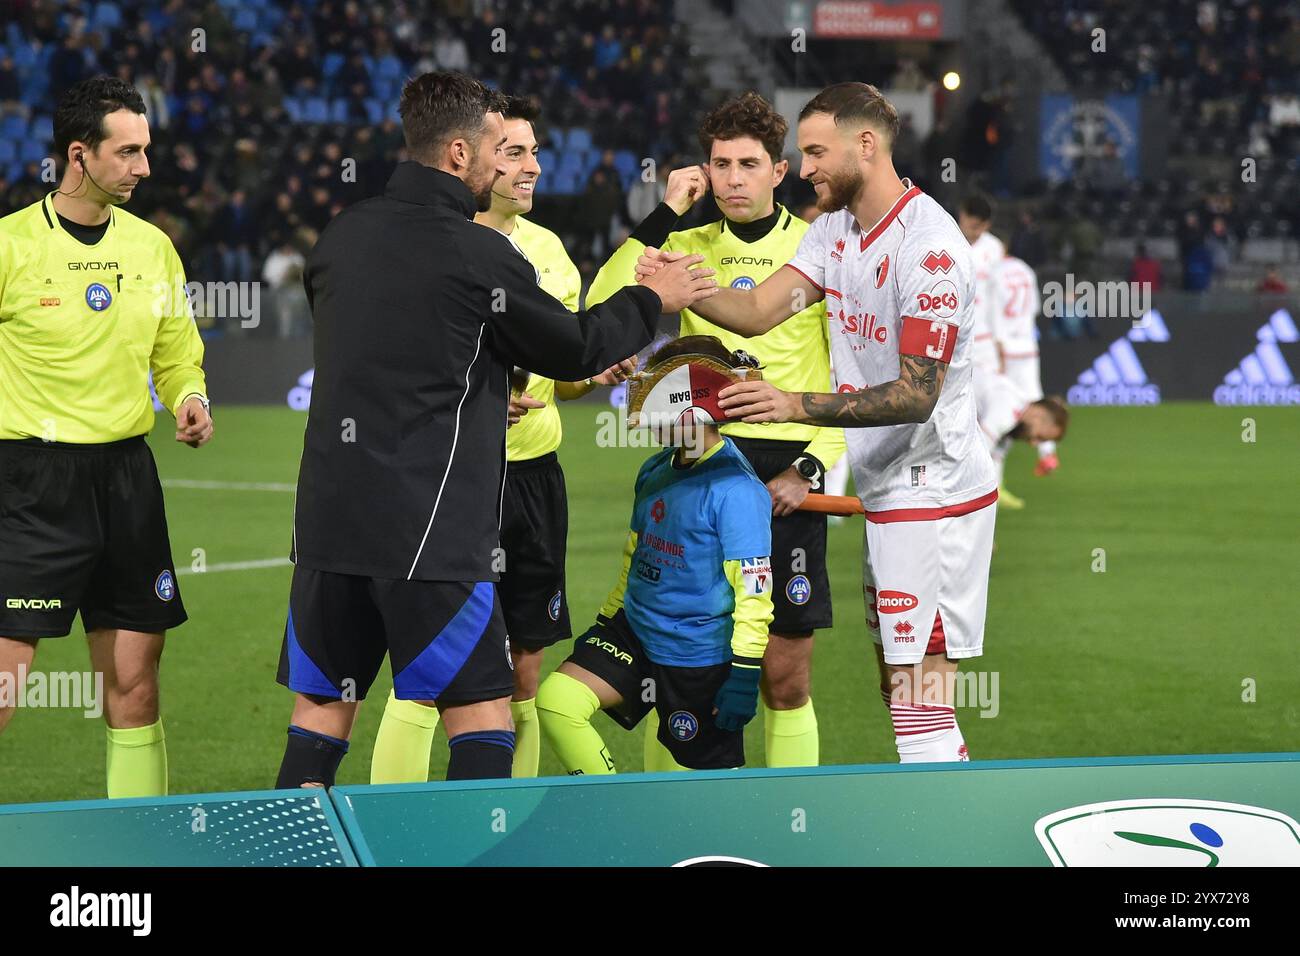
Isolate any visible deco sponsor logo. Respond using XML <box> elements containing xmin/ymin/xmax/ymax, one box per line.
<box><xmin>915</xmin><ymin>279</ymin><xmax>958</xmax><ymax>319</ymax></box>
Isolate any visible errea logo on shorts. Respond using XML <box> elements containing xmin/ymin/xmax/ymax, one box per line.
<box><xmin>876</xmin><ymin>590</ymin><xmax>918</xmax><ymax>613</ymax></box>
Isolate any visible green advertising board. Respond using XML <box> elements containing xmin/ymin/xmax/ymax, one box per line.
<box><xmin>0</xmin><ymin>790</ymin><xmax>356</xmax><ymax>867</ymax></box>
<box><xmin>331</xmin><ymin>753</ymin><xmax>1300</xmax><ymax>866</ymax></box>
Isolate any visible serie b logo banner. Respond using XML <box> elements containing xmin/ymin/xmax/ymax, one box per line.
<box><xmin>1035</xmin><ymin>798</ymin><xmax>1300</xmax><ymax>866</ymax></box>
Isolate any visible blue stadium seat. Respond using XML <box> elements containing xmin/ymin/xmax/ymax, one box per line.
<box><xmin>329</xmin><ymin>98</ymin><xmax>348</xmax><ymax>123</ymax></box>
<box><xmin>10</xmin><ymin>38</ymin><xmax>35</xmax><ymax>69</ymax></box>
<box><xmin>282</xmin><ymin>97</ymin><xmax>303</xmax><ymax>123</ymax></box>
<box><xmin>92</xmin><ymin>2</ymin><xmax>123</xmax><ymax>31</ymax></box>
<box><xmin>566</xmin><ymin>128</ymin><xmax>593</xmax><ymax>152</ymax></box>
<box><xmin>29</xmin><ymin>114</ymin><xmax>52</xmax><ymax>141</ymax></box>
<box><xmin>548</xmin><ymin>128</ymin><xmax>568</xmax><ymax>151</ymax></box>
<box><xmin>374</xmin><ymin>54</ymin><xmax>403</xmax><ymax>80</ymax></box>
<box><xmin>1</xmin><ymin>114</ymin><xmax>27</xmax><ymax>139</ymax></box>
<box><xmin>557</xmin><ymin>151</ymin><xmax>586</xmax><ymax>178</ymax></box>
<box><xmin>364</xmin><ymin>98</ymin><xmax>383</xmax><ymax>125</ymax></box>
<box><xmin>322</xmin><ymin>52</ymin><xmax>345</xmax><ymax>80</ymax></box>
<box><xmin>613</xmin><ymin>149</ymin><xmax>639</xmax><ymax>181</ymax></box>
<box><xmin>0</xmin><ymin>142</ymin><xmax>16</xmax><ymax>164</ymax></box>
<box><xmin>20</xmin><ymin>140</ymin><xmax>47</xmax><ymax>163</ymax></box>
<box><xmin>536</xmin><ymin>148</ymin><xmax>556</xmax><ymax>174</ymax></box>
<box><xmin>232</xmin><ymin>9</ymin><xmax>258</xmax><ymax>32</ymax></box>
<box><xmin>6</xmin><ymin>162</ymin><xmax>21</xmax><ymax>182</ymax></box>
<box><xmin>303</xmin><ymin>98</ymin><xmax>329</xmax><ymax>123</ymax></box>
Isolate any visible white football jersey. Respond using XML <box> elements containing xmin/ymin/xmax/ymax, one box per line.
<box><xmin>975</xmin><ymin>369</ymin><xmax>1031</xmax><ymax>456</ymax></box>
<box><xmin>969</xmin><ymin>231</ymin><xmax>1005</xmax><ymax>371</ymax></box>
<box><xmin>994</xmin><ymin>256</ymin><xmax>1040</xmax><ymax>353</ymax></box>
<box><xmin>787</xmin><ymin>181</ymin><xmax>996</xmax><ymax>514</ymax></box>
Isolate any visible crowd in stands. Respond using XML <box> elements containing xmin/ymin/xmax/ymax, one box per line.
<box><xmin>0</xmin><ymin>0</ymin><xmax>1295</xmax><ymax>337</ymax></box>
<box><xmin>0</xmin><ymin>0</ymin><xmax>713</xmax><ymax>333</ymax></box>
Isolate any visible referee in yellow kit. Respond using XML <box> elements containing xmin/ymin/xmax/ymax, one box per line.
<box><xmin>0</xmin><ymin>76</ymin><xmax>212</xmax><ymax>798</ymax></box>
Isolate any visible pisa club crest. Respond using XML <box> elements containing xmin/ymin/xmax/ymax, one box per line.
<box><xmin>1035</xmin><ymin>799</ymin><xmax>1300</xmax><ymax>866</ymax></box>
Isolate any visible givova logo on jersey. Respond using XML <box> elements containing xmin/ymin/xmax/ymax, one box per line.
<box><xmin>1036</xmin><ymin>799</ymin><xmax>1300</xmax><ymax>866</ymax></box>
<box><xmin>1214</xmin><ymin>309</ymin><xmax>1299</xmax><ymax>405</ymax></box>
<box><xmin>1068</xmin><ymin>310</ymin><xmax>1168</xmax><ymax>405</ymax></box>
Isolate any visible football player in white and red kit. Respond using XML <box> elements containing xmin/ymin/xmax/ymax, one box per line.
<box><xmin>957</xmin><ymin>196</ymin><xmax>1027</xmax><ymax>508</ymax></box>
<box><xmin>638</xmin><ymin>82</ymin><xmax>996</xmax><ymax>764</ymax></box>
<box><xmin>993</xmin><ymin>255</ymin><xmax>1060</xmax><ymax>475</ymax></box>
<box><xmin>975</xmin><ymin>370</ymin><xmax>1068</xmax><ymax>479</ymax></box>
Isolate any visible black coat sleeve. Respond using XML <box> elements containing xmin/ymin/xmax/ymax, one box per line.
<box><xmin>471</xmin><ymin>229</ymin><xmax>663</xmax><ymax>381</ymax></box>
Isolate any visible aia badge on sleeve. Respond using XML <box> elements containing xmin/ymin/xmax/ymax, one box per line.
<box><xmin>626</xmin><ymin>351</ymin><xmax>763</xmax><ymax>430</ymax></box>
<box><xmin>874</xmin><ymin>254</ymin><xmax>890</xmax><ymax>289</ymax></box>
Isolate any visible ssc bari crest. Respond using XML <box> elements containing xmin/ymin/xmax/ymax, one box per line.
<box><xmin>625</xmin><ymin>349</ymin><xmax>763</xmax><ymax>430</ymax></box>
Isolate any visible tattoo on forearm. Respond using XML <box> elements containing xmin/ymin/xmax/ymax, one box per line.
<box><xmin>904</xmin><ymin>354</ymin><xmax>939</xmax><ymax>395</ymax></box>
<box><xmin>797</xmin><ymin>354</ymin><xmax>947</xmax><ymax>427</ymax></box>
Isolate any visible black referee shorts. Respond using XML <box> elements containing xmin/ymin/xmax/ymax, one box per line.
<box><xmin>728</xmin><ymin>436</ymin><xmax>833</xmax><ymax>636</ymax></box>
<box><xmin>0</xmin><ymin>436</ymin><xmax>187</xmax><ymax>639</ymax></box>
<box><xmin>498</xmin><ymin>452</ymin><xmax>571</xmax><ymax>651</ymax></box>
<box><xmin>277</xmin><ymin>567</ymin><xmax>514</xmax><ymax>704</ymax></box>
<box><xmin>566</xmin><ymin>610</ymin><xmax>744</xmax><ymax>770</ymax></box>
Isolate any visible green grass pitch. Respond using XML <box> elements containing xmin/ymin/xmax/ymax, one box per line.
<box><xmin>2</xmin><ymin>403</ymin><xmax>1297</xmax><ymax>803</ymax></box>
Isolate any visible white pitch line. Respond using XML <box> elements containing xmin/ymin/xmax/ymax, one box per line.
<box><xmin>163</xmin><ymin>479</ymin><xmax>296</xmax><ymax>492</ymax></box>
<box><xmin>177</xmin><ymin>558</ymin><xmax>292</xmax><ymax>576</ymax></box>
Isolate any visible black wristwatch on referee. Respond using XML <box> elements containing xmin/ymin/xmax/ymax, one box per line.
<box><xmin>791</xmin><ymin>454</ymin><xmax>823</xmax><ymax>491</ymax></box>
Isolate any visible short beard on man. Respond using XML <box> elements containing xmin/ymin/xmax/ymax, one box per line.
<box><xmin>818</xmin><ymin>163</ymin><xmax>863</xmax><ymax>213</ymax></box>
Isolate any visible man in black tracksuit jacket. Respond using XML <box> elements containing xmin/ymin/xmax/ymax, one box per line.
<box><xmin>274</xmin><ymin>72</ymin><xmax>714</xmax><ymax>785</ymax></box>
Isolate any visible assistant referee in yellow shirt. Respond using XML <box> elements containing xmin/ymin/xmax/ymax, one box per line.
<box><xmin>0</xmin><ymin>76</ymin><xmax>212</xmax><ymax>798</ymax></box>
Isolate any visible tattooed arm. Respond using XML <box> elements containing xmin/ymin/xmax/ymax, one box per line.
<box><xmin>716</xmin><ymin>353</ymin><xmax>948</xmax><ymax>427</ymax></box>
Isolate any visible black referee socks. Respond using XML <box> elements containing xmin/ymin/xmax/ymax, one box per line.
<box><xmin>447</xmin><ymin>730</ymin><xmax>516</xmax><ymax>780</ymax></box>
<box><xmin>276</xmin><ymin>725</ymin><xmax>350</xmax><ymax>789</ymax></box>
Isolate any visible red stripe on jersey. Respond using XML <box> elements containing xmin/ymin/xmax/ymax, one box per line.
<box><xmin>866</xmin><ymin>488</ymin><xmax>999</xmax><ymax>523</ymax></box>
<box><xmin>783</xmin><ymin>263</ymin><xmax>823</xmax><ymax>292</ymax></box>
<box><xmin>927</xmin><ymin>609</ymin><xmax>947</xmax><ymax>655</ymax></box>
<box><xmin>899</xmin><ymin>315</ymin><xmax>958</xmax><ymax>363</ymax></box>
<box><xmin>824</xmin><ymin>287</ymin><xmax>843</xmax><ymax>299</ymax></box>
<box><xmin>860</xmin><ymin>184</ymin><xmax>922</xmax><ymax>253</ymax></box>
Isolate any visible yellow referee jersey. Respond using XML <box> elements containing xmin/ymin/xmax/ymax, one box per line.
<box><xmin>503</xmin><ymin>215</ymin><xmax>582</xmax><ymax>462</ymax></box>
<box><xmin>0</xmin><ymin>193</ymin><xmax>207</xmax><ymax>443</ymax></box>
<box><xmin>589</xmin><ymin>205</ymin><xmax>845</xmax><ymax>470</ymax></box>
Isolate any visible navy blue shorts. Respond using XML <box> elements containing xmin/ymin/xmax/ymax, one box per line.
<box><xmin>276</xmin><ymin>568</ymin><xmax>514</xmax><ymax>704</ymax></box>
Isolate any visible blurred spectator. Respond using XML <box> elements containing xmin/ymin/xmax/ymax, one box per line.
<box><xmin>263</xmin><ymin>234</ymin><xmax>310</xmax><ymax>338</ymax></box>
<box><xmin>581</xmin><ymin>161</ymin><xmax>625</xmax><ymax>260</ymax></box>
<box><xmin>0</xmin><ymin>56</ymin><xmax>21</xmax><ymax>106</ymax></box>
<box><xmin>1062</xmin><ymin>210</ymin><xmax>1102</xmax><ymax>282</ymax></box>
<box><xmin>889</xmin><ymin>58</ymin><xmax>927</xmax><ymax>92</ymax></box>
<box><xmin>1009</xmin><ymin>209</ymin><xmax>1048</xmax><ymax>268</ymax></box>
<box><xmin>1204</xmin><ymin>216</ymin><xmax>1235</xmax><ymax>274</ymax></box>
<box><xmin>625</xmin><ymin>166</ymin><xmax>664</xmax><ymax>225</ymax></box>
<box><xmin>1080</xmin><ymin>140</ymin><xmax>1127</xmax><ymax>196</ymax></box>
<box><xmin>213</xmin><ymin>190</ymin><xmax>257</xmax><ymax>283</ymax></box>
<box><xmin>1128</xmin><ymin>242</ymin><xmax>1163</xmax><ymax>292</ymax></box>
<box><xmin>1256</xmin><ymin>266</ymin><xmax>1289</xmax><ymax>294</ymax></box>
<box><xmin>1050</xmin><ymin>288</ymin><xmax>1098</xmax><ymax>340</ymax></box>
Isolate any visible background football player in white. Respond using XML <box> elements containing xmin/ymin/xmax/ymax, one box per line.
<box><xmin>957</xmin><ymin>196</ymin><xmax>1026</xmax><ymax>509</ymax></box>
<box><xmin>994</xmin><ymin>254</ymin><xmax>1059</xmax><ymax>476</ymax></box>
<box><xmin>638</xmin><ymin>82</ymin><xmax>997</xmax><ymax>764</ymax></box>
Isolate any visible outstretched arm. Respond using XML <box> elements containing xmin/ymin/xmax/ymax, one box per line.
<box><xmin>637</xmin><ymin>249</ymin><xmax>822</xmax><ymax>338</ymax></box>
<box><xmin>717</xmin><ymin>315</ymin><xmax>959</xmax><ymax>427</ymax></box>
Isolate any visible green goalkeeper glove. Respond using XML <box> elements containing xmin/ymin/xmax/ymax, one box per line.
<box><xmin>712</xmin><ymin>658</ymin><xmax>762</xmax><ymax>731</ymax></box>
